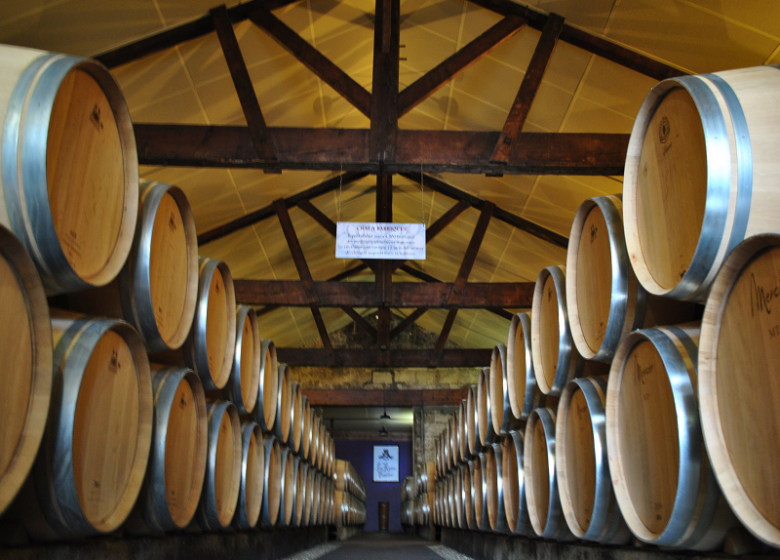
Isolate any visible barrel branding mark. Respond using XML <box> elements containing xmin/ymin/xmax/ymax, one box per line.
<box><xmin>750</xmin><ymin>272</ymin><xmax>780</xmax><ymax>318</ymax></box>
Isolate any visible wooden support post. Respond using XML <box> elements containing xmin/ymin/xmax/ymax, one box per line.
<box><xmin>491</xmin><ymin>13</ymin><xmax>564</xmax><ymax>163</ymax></box>
<box><xmin>211</xmin><ymin>5</ymin><xmax>278</xmax><ymax>163</ymax></box>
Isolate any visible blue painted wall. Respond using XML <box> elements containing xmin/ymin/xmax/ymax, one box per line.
<box><xmin>334</xmin><ymin>439</ymin><xmax>413</xmax><ymax>533</ymax></box>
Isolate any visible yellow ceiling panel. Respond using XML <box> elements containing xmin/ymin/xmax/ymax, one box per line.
<box><xmin>0</xmin><ymin>0</ymin><xmax>160</xmax><ymax>56</ymax></box>
<box><xmin>457</xmin><ymin>1</ymin><xmax>503</xmax><ymax>44</ymax></box>
<box><xmin>559</xmin><ymin>93</ymin><xmax>636</xmax><ymax>133</ymax></box>
<box><xmin>156</xmin><ymin>0</ymin><xmax>237</xmax><ymax>28</ymax></box>
<box><xmin>111</xmin><ymin>48</ymin><xmax>192</xmax><ymax>111</ymax></box>
<box><xmin>523</xmin><ymin>0</ymin><xmax>616</xmax><ymax>34</ymax></box>
<box><xmin>195</xmin><ymin>74</ymin><xmax>245</xmax><ymax>124</ymax></box>
<box><xmin>129</xmin><ymin>87</ymin><xmax>208</xmax><ymax>125</ymax></box>
<box><xmin>451</xmin><ymin>55</ymin><xmax>522</xmax><ymax>116</ymax></box>
<box><xmin>531</xmin><ymin>175</ymin><xmax>615</xmax><ymax>217</ymax></box>
<box><xmin>176</xmin><ymin>32</ymin><xmax>231</xmax><ymax>86</ymax></box>
<box><xmin>606</xmin><ymin>0</ymin><xmax>777</xmax><ymax>73</ymax></box>
<box><xmin>685</xmin><ymin>0</ymin><xmax>780</xmax><ymax>40</ymax></box>
<box><xmin>438</xmin><ymin>173</ymin><xmax>535</xmax><ymax>215</ymax></box>
<box><xmin>257</xmin><ymin>307</ymin><xmax>305</xmax><ymax>346</ymax></box>
<box><xmin>398</xmin><ymin>96</ymin><xmax>449</xmax><ymax>128</ymax></box>
<box><xmin>401</xmin><ymin>0</ymin><xmax>466</xmax><ymax>39</ymax></box>
<box><xmin>400</xmin><ymin>25</ymin><xmax>458</xmax><ymax>82</ymax></box>
<box><xmin>576</xmin><ymin>55</ymin><xmax>657</xmax><ymax>120</ymax></box>
<box><xmin>523</xmin><ymin>79</ymin><xmax>576</xmax><ymax>131</ymax></box>
<box><xmin>520</xmin><ymin>192</ymin><xmax>574</xmax><ymax>237</ymax></box>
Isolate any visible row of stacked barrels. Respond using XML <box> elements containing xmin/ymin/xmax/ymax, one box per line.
<box><xmin>0</xmin><ymin>44</ymin><xmax>342</xmax><ymax>540</ymax></box>
<box><xmin>433</xmin><ymin>64</ymin><xmax>780</xmax><ymax>551</ymax></box>
<box><xmin>334</xmin><ymin>460</ymin><xmax>366</xmax><ymax>527</ymax></box>
<box><xmin>400</xmin><ymin>462</ymin><xmax>436</xmax><ymax>527</ymax></box>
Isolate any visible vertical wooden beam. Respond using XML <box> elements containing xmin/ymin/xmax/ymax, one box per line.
<box><xmin>449</xmin><ymin>202</ymin><xmax>495</xmax><ymax>305</ymax></box>
<box><xmin>211</xmin><ymin>5</ymin><xmax>277</xmax><ymax>162</ymax></box>
<box><xmin>431</xmin><ymin>309</ymin><xmax>458</xmax><ymax>367</ymax></box>
<box><xmin>369</xmin><ymin>0</ymin><xmax>400</xmax><ymax>163</ymax></box>
<box><xmin>273</xmin><ymin>199</ymin><xmax>334</xmax><ymax>359</ymax></box>
<box><xmin>491</xmin><ymin>13</ymin><xmax>564</xmax><ymax>163</ymax></box>
<box><xmin>376</xmin><ymin>171</ymin><xmax>393</xmax><ymax>356</ymax></box>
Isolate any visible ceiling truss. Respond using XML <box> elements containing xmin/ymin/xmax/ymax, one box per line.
<box><xmin>97</xmin><ymin>0</ymin><xmax>686</xmax><ymax>367</ymax></box>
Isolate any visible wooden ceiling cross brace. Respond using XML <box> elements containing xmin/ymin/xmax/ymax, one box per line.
<box><xmin>491</xmin><ymin>13</ymin><xmax>564</xmax><ymax>163</ymax></box>
<box><xmin>340</xmin><ymin>307</ymin><xmax>378</xmax><ymax>339</ymax></box>
<box><xmin>305</xmin><ymin>388</ymin><xmax>468</xmax><ymax>406</ymax></box>
<box><xmin>197</xmin><ymin>171</ymin><xmax>368</xmax><ymax>245</ymax></box>
<box><xmin>248</xmin><ymin>6</ymin><xmax>372</xmax><ymax>117</ymax></box>
<box><xmin>273</xmin><ymin>199</ymin><xmax>335</xmax><ymax>360</ymax></box>
<box><xmin>276</xmin><ymin>348</ymin><xmax>491</xmax><ymax>367</ymax></box>
<box><xmin>211</xmin><ymin>5</ymin><xmax>278</xmax><ymax>163</ymax></box>
<box><xmin>397</xmin><ymin>14</ymin><xmax>526</xmax><ymax>116</ymax></box>
<box><xmin>389</xmin><ymin>308</ymin><xmax>429</xmax><ymax>340</ymax></box>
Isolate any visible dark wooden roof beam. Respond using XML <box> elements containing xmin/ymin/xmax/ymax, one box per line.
<box><xmin>340</xmin><ymin>307</ymin><xmax>379</xmax><ymax>339</ymax></box>
<box><xmin>467</xmin><ymin>0</ymin><xmax>687</xmax><ymax>80</ymax></box>
<box><xmin>235</xmin><ymin>280</ymin><xmax>534</xmax><ymax>307</ymax></box>
<box><xmin>305</xmin><ymin>388</ymin><xmax>469</xmax><ymax>406</ymax></box>
<box><xmin>248</xmin><ymin>7</ymin><xmax>372</xmax><ymax>117</ymax></box>
<box><xmin>135</xmin><ymin>124</ymin><xmax>628</xmax><ymax>175</ymax></box>
<box><xmin>280</xmin><ymin>348</ymin><xmax>490</xmax><ymax>368</ymax></box>
<box><xmin>389</xmin><ymin>308</ymin><xmax>429</xmax><ymax>340</ymax></box>
<box><xmin>491</xmin><ymin>13</ymin><xmax>564</xmax><ymax>163</ymax></box>
<box><xmin>211</xmin><ymin>5</ymin><xmax>277</xmax><ymax>163</ymax></box>
<box><xmin>398</xmin><ymin>15</ymin><xmax>526</xmax><ymax>116</ymax></box>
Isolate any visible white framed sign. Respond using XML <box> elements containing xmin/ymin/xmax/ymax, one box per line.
<box><xmin>335</xmin><ymin>222</ymin><xmax>426</xmax><ymax>260</ymax></box>
<box><xmin>373</xmin><ymin>445</ymin><xmax>400</xmax><ymax>483</ymax></box>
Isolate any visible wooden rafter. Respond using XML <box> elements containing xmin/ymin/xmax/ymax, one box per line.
<box><xmin>94</xmin><ymin>0</ymin><xmax>298</xmax><ymax>68</ymax></box>
<box><xmin>273</xmin><ymin>199</ymin><xmax>334</xmax><ymax>357</ymax></box>
<box><xmin>468</xmin><ymin>0</ymin><xmax>687</xmax><ymax>80</ymax></box>
<box><xmin>134</xmin><ymin>124</ymin><xmax>628</xmax><ymax>175</ymax></box>
<box><xmin>279</xmin><ymin>348</ymin><xmax>491</xmax><ymax>367</ymax></box>
<box><xmin>234</xmin><ymin>280</ymin><xmax>534</xmax><ymax>307</ymax></box>
<box><xmin>304</xmin><ymin>388</ymin><xmax>468</xmax><ymax>406</ymax></box>
<box><xmin>340</xmin><ymin>307</ymin><xmax>378</xmax><ymax>339</ymax></box>
<box><xmin>248</xmin><ymin>7</ymin><xmax>372</xmax><ymax>117</ymax></box>
<box><xmin>491</xmin><ymin>13</ymin><xmax>564</xmax><ymax>163</ymax></box>
<box><xmin>198</xmin><ymin>171</ymin><xmax>367</xmax><ymax>245</ymax></box>
<box><xmin>401</xmin><ymin>172</ymin><xmax>568</xmax><ymax>248</ymax></box>
<box><xmin>397</xmin><ymin>15</ymin><xmax>525</xmax><ymax>116</ymax></box>
<box><xmin>389</xmin><ymin>308</ymin><xmax>429</xmax><ymax>340</ymax></box>
<box><xmin>211</xmin><ymin>6</ymin><xmax>277</xmax><ymax>162</ymax></box>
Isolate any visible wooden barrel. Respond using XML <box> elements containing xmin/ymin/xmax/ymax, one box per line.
<box><xmin>311</xmin><ymin>472</ymin><xmax>322</xmax><ymax>525</ymax></box>
<box><xmin>473</xmin><ymin>453</ymin><xmax>490</xmax><ymax>531</ymax></box>
<box><xmin>196</xmin><ymin>401</ymin><xmax>241</xmax><ymax>531</ymax></box>
<box><xmin>0</xmin><ymin>45</ymin><xmax>138</xmax><ymax>294</ymax></box>
<box><xmin>507</xmin><ymin>312</ymin><xmax>545</xmax><ymax>422</ymax></box>
<box><xmin>490</xmin><ymin>344</ymin><xmax>520</xmax><ymax>436</ymax></box>
<box><xmin>289</xmin><ymin>381</ymin><xmax>302</xmax><ymax>453</ymax></box>
<box><xmin>273</xmin><ymin>363</ymin><xmax>291</xmax><ymax>445</ymax></box>
<box><xmin>317</xmin><ymin>421</ymin><xmax>326</xmax><ymax>472</ymax></box>
<box><xmin>477</xmin><ymin>367</ymin><xmax>496</xmax><ymax>447</ymax></box>
<box><xmin>300</xmin><ymin>395</ymin><xmax>312</xmax><ymax>462</ymax></box>
<box><xmin>277</xmin><ymin>447</ymin><xmax>295</xmax><ymax>527</ymax></box>
<box><xmin>556</xmin><ymin>377</ymin><xmax>630</xmax><ymax>544</ymax></box>
<box><xmin>254</xmin><ymin>339</ymin><xmax>278</xmax><ymax>433</ymax></box>
<box><xmin>402</xmin><ymin>476</ymin><xmax>414</xmax><ymax>502</ymax></box>
<box><xmin>441</xmin><ymin>423</ymin><xmax>451</xmax><ymax>474</ymax></box>
<box><xmin>501</xmin><ymin>430</ymin><xmax>531</xmax><ymax>536</ymax></box>
<box><xmin>464</xmin><ymin>385</ymin><xmax>480</xmax><ymax>458</ymax></box>
<box><xmin>624</xmin><ymin>66</ymin><xmax>780</xmax><ymax>302</ymax></box>
<box><xmin>532</xmin><ymin>266</ymin><xmax>583</xmax><ymax>396</ymax></box>
<box><xmin>260</xmin><ymin>434</ymin><xmax>281</xmax><ymax>528</ymax></box>
<box><xmin>19</xmin><ymin>313</ymin><xmax>152</xmax><ymax>539</ymax></box>
<box><xmin>293</xmin><ymin>456</ymin><xmax>306</xmax><ymax>527</ymax></box>
<box><xmin>0</xmin><ymin>225</ymin><xmax>52</xmax><ymax>516</ymax></box>
<box><xmin>524</xmin><ymin>407</ymin><xmax>574</xmax><ymax>541</ymax></box>
<box><xmin>182</xmin><ymin>258</ymin><xmax>236</xmax><ymax>392</ymax></box>
<box><xmin>485</xmin><ymin>442</ymin><xmax>510</xmax><ymax>534</ymax></box>
<box><xmin>699</xmin><ymin>234</ymin><xmax>780</xmax><ymax>547</ymax></box>
<box><xmin>402</xmin><ymin>499</ymin><xmax>413</xmax><ymax>526</ymax></box>
<box><xmin>69</xmin><ymin>182</ymin><xmax>198</xmax><ymax>354</ymax></box>
<box><xmin>460</xmin><ymin>463</ymin><xmax>474</xmax><ymax>530</ymax></box>
<box><xmin>607</xmin><ymin>325</ymin><xmax>737</xmax><ymax>550</ymax></box>
<box><xmin>310</xmin><ymin>413</ymin><xmax>320</xmax><ymax>468</ymax></box>
<box><xmin>457</xmin><ymin>400</ymin><xmax>467</xmax><ymax>462</ymax></box>
<box><xmin>453</xmin><ymin>464</ymin><xmax>464</xmax><ymax>528</ymax></box>
<box><xmin>127</xmin><ymin>365</ymin><xmax>206</xmax><ymax>533</ymax></box>
<box><xmin>449</xmin><ymin>415</ymin><xmax>459</xmax><ymax>468</ymax></box>
<box><xmin>303</xmin><ymin>464</ymin><xmax>314</xmax><ymax>526</ymax></box>
<box><xmin>226</xmin><ymin>306</ymin><xmax>260</xmax><ymax>415</ymax></box>
<box><xmin>232</xmin><ymin>421</ymin><xmax>265</xmax><ymax>530</ymax></box>
<box><xmin>567</xmin><ymin>195</ymin><xmax>646</xmax><ymax>363</ymax></box>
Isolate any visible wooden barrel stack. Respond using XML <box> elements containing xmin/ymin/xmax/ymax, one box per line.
<box><xmin>336</xmin><ymin>460</ymin><xmax>366</xmax><ymax>528</ymax></box>
<box><xmin>403</xmin><ymin>462</ymin><xmax>435</xmax><ymax>528</ymax></box>
<box><xmin>430</xmin><ymin>64</ymin><xmax>780</xmax><ymax>554</ymax></box>
<box><xmin>0</xmin><ymin>48</ymin><xmax>344</xmax><ymax>543</ymax></box>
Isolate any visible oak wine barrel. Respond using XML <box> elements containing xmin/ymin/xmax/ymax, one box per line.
<box><xmin>300</xmin><ymin>395</ymin><xmax>312</xmax><ymax>462</ymax></box>
<box><xmin>556</xmin><ymin>377</ymin><xmax>630</xmax><ymax>544</ymax></box>
<box><xmin>473</xmin><ymin>453</ymin><xmax>490</xmax><ymax>531</ymax></box>
<box><xmin>260</xmin><ymin>434</ymin><xmax>281</xmax><ymax>528</ymax></box>
<box><xmin>254</xmin><ymin>339</ymin><xmax>278</xmax><ymax>432</ymax></box>
<box><xmin>0</xmin><ymin>45</ymin><xmax>138</xmax><ymax>294</ymax></box>
<box><xmin>311</xmin><ymin>472</ymin><xmax>321</xmax><ymax>525</ymax></box>
<box><xmin>606</xmin><ymin>325</ymin><xmax>736</xmax><ymax>550</ymax></box>
<box><xmin>532</xmin><ymin>266</ymin><xmax>583</xmax><ymax>396</ymax></box>
<box><xmin>506</xmin><ymin>312</ymin><xmax>545</xmax><ymax>422</ymax></box>
<box><xmin>524</xmin><ymin>407</ymin><xmax>574</xmax><ymax>541</ymax></box>
<box><xmin>196</xmin><ymin>401</ymin><xmax>241</xmax><ymax>531</ymax></box>
<box><xmin>303</xmin><ymin>462</ymin><xmax>314</xmax><ymax>526</ymax></box>
<box><xmin>466</xmin><ymin>385</ymin><xmax>481</xmax><ymax>457</ymax></box>
<box><xmin>126</xmin><ymin>365</ymin><xmax>206</xmax><ymax>534</ymax></box>
<box><xmin>293</xmin><ymin>457</ymin><xmax>306</xmax><ymax>527</ymax></box>
<box><xmin>182</xmin><ymin>258</ymin><xmax>236</xmax><ymax>391</ymax></box>
<box><xmin>457</xmin><ymin>400</ymin><xmax>468</xmax><ymax>462</ymax></box>
<box><xmin>477</xmin><ymin>367</ymin><xmax>496</xmax><ymax>447</ymax></box>
<box><xmin>0</xmin><ymin>224</ymin><xmax>51</xmax><ymax>516</ymax></box>
<box><xmin>624</xmin><ymin>66</ymin><xmax>780</xmax><ymax>302</ymax></box>
<box><xmin>699</xmin><ymin>233</ymin><xmax>780</xmax><ymax>548</ymax></box>
<box><xmin>278</xmin><ymin>447</ymin><xmax>295</xmax><ymax>527</ymax></box>
<box><xmin>226</xmin><ymin>306</ymin><xmax>260</xmax><ymax>415</ymax></box>
<box><xmin>310</xmin><ymin>413</ymin><xmax>320</xmax><ymax>468</ymax></box>
<box><xmin>289</xmin><ymin>381</ymin><xmax>302</xmax><ymax>454</ymax></box>
<box><xmin>490</xmin><ymin>343</ymin><xmax>520</xmax><ymax>436</ymax></box>
<box><xmin>502</xmin><ymin>430</ymin><xmax>531</xmax><ymax>536</ymax></box>
<box><xmin>274</xmin><ymin>363</ymin><xmax>292</xmax><ymax>445</ymax></box>
<box><xmin>460</xmin><ymin>463</ymin><xmax>474</xmax><ymax>530</ymax></box>
<box><xmin>19</xmin><ymin>313</ymin><xmax>152</xmax><ymax>539</ymax></box>
<box><xmin>485</xmin><ymin>442</ymin><xmax>510</xmax><ymax>534</ymax></box>
<box><xmin>233</xmin><ymin>421</ymin><xmax>265</xmax><ymax>530</ymax></box>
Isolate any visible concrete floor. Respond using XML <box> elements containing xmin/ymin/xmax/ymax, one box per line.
<box><xmin>285</xmin><ymin>533</ymin><xmax>470</xmax><ymax>560</ymax></box>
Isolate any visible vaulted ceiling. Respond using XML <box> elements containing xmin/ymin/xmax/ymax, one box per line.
<box><xmin>4</xmin><ymin>0</ymin><xmax>778</xmax><ymax>356</ymax></box>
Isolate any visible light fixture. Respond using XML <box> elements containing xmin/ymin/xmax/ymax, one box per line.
<box><xmin>380</xmin><ymin>407</ymin><xmax>391</xmax><ymax>420</ymax></box>
<box><xmin>379</xmin><ymin>425</ymin><xmax>389</xmax><ymax>436</ymax></box>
